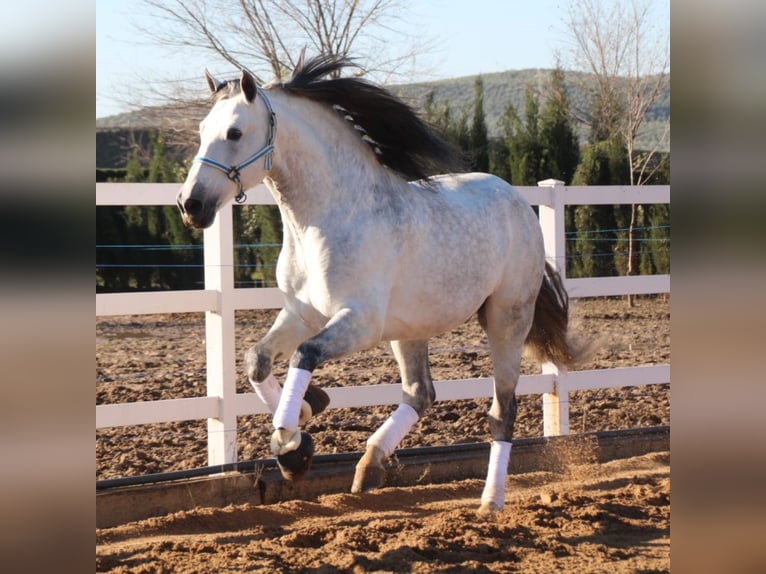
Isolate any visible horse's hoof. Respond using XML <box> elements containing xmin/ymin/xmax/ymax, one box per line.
<box><xmin>270</xmin><ymin>428</ymin><xmax>302</xmax><ymax>455</ymax></box>
<box><xmin>299</xmin><ymin>385</ymin><xmax>330</xmax><ymax>424</ymax></box>
<box><xmin>351</xmin><ymin>464</ymin><xmax>386</xmax><ymax>493</ymax></box>
<box><xmin>276</xmin><ymin>431</ymin><xmax>314</xmax><ymax>481</ymax></box>
<box><xmin>477</xmin><ymin>501</ymin><xmax>503</xmax><ymax>516</ymax></box>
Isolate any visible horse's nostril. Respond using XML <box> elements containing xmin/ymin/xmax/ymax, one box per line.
<box><xmin>183</xmin><ymin>198</ymin><xmax>203</xmax><ymax>216</ymax></box>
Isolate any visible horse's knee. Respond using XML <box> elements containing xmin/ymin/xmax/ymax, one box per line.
<box><xmin>245</xmin><ymin>344</ymin><xmax>272</xmax><ymax>382</ymax></box>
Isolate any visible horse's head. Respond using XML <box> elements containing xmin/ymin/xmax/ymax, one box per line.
<box><xmin>177</xmin><ymin>69</ymin><xmax>276</xmax><ymax>228</ymax></box>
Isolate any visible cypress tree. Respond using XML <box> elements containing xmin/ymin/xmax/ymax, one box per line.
<box><xmin>121</xmin><ymin>146</ymin><xmax>154</xmax><ymax>289</ymax></box>
<box><xmin>645</xmin><ymin>203</ymin><xmax>670</xmax><ymax>275</ymax></box>
<box><xmin>236</xmin><ymin>205</ymin><xmax>282</xmax><ymax>288</ymax></box>
<box><xmin>488</xmin><ymin>138</ymin><xmax>511</xmax><ymax>183</ymax></box>
<box><xmin>97</xmin><ymin>131</ymin><xmax>198</xmax><ymax>291</ymax></box>
<box><xmin>639</xmin><ymin>152</ymin><xmax>670</xmax><ymax>276</ymax></box>
<box><xmin>570</xmin><ymin>138</ymin><xmax>630</xmax><ymax>277</ymax></box>
<box><xmin>469</xmin><ymin>77</ymin><xmax>489</xmax><ymax>172</ymax></box>
<box><xmin>503</xmin><ymin>85</ymin><xmax>543</xmax><ymax>186</ymax></box>
<box><xmin>148</xmin><ymin>130</ymin><xmax>200</xmax><ymax>290</ymax></box>
<box><xmin>97</xmin><ymin>147</ymin><xmax>145</xmax><ymax>291</ymax></box>
<box><xmin>96</xmin><ymin>206</ymin><xmax>128</xmax><ymax>291</ymax></box>
<box><xmin>423</xmin><ymin>90</ymin><xmax>470</xmax><ymax>156</ymax></box>
<box><xmin>540</xmin><ymin>67</ymin><xmax>580</xmax><ymax>184</ymax></box>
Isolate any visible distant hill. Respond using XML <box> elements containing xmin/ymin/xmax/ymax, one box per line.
<box><xmin>97</xmin><ymin>68</ymin><xmax>669</xmax><ymax>168</ymax></box>
<box><xmin>389</xmin><ymin>69</ymin><xmax>669</xmax><ymax>152</ymax></box>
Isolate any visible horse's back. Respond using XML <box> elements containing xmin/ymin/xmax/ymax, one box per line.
<box><xmin>407</xmin><ymin>172</ymin><xmax>542</xmax><ymax>260</ymax></box>
<box><xmin>415</xmin><ymin>173</ymin><xmax>535</xmax><ymax>221</ymax></box>
<box><xmin>417</xmin><ymin>172</ymin><xmax>515</xmax><ymax>196</ymax></box>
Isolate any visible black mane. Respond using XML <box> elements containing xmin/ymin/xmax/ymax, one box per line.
<box><xmin>279</xmin><ymin>54</ymin><xmax>464</xmax><ymax>182</ymax></box>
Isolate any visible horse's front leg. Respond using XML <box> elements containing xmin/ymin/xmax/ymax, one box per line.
<box><xmin>244</xmin><ymin>308</ymin><xmax>328</xmax><ymax>427</ymax></box>
<box><xmin>270</xmin><ymin>307</ymin><xmax>383</xmax><ymax>480</ymax></box>
<box><xmin>352</xmin><ymin>339</ymin><xmax>434</xmax><ymax>493</ymax></box>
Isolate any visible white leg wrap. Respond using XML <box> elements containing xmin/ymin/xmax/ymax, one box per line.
<box><xmin>366</xmin><ymin>403</ymin><xmax>419</xmax><ymax>458</ymax></box>
<box><xmin>481</xmin><ymin>441</ymin><xmax>512</xmax><ymax>509</ymax></box>
<box><xmin>273</xmin><ymin>368</ymin><xmax>311</xmax><ymax>430</ymax></box>
<box><xmin>250</xmin><ymin>373</ymin><xmax>281</xmax><ymax>414</ymax></box>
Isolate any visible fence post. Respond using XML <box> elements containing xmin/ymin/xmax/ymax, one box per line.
<box><xmin>203</xmin><ymin>203</ymin><xmax>238</xmax><ymax>465</ymax></box>
<box><xmin>542</xmin><ymin>369</ymin><xmax>570</xmax><ymax>436</ymax></box>
<box><xmin>537</xmin><ymin>179</ymin><xmax>570</xmax><ymax>436</ymax></box>
<box><xmin>537</xmin><ymin>178</ymin><xmax>566</xmax><ymax>280</ymax></box>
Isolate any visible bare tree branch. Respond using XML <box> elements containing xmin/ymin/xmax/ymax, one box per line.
<box><xmin>110</xmin><ymin>0</ymin><xmax>433</xmax><ymax>158</ymax></box>
<box><xmin>137</xmin><ymin>0</ymin><xmax>424</xmax><ymax>87</ymax></box>
<box><xmin>562</xmin><ymin>0</ymin><xmax>669</xmax><ymax>304</ymax></box>
<box><xmin>564</xmin><ymin>0</ymin><xmax>668</xmax><ymax>164</ymax></box>
<box><xmin>141</xmin><ymin>0</ymin><xmax>243</xmax><ymax>70</ymax></box>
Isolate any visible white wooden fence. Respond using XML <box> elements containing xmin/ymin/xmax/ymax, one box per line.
<box><xmin>96</xmin><ymin>180</ymin><xmax>670</xmax><ymax>467</ymax></box>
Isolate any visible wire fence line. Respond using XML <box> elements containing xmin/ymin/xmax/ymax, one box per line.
<box><xmin>95</xmin><ymin>226</ymin><xmax>670</xmax><ymax>249</ymax></box>
<box><xmin>97</xmin><ymin>206</ymin><xmax>669</xmax><ymax>294</ymax></box>
<box><xmin>96</xmin><ymin>250</ymin><xmax>669</xmax><ymax>269</ymax></box>
<box><xmin>96</xmin><ymin>225</ymin><xmax>670</xmax><ymax>269</ymax></box>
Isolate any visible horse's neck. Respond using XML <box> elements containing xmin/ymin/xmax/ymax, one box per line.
<box><xmin>265</xmin><ymin>92</ymin><xmax>390</xmax><ymax>231</ymax></box>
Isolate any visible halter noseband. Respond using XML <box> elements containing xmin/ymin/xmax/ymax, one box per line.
<box><xmin>193</xmin><ymin>87</ymin><xmax>277</xmax><ymax>204</ymax></box>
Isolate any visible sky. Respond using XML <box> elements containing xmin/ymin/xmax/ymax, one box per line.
<box><xmin>97</xmin><ymin>0</ymin><xmax>669</xmax><ymax>119</ymax></box>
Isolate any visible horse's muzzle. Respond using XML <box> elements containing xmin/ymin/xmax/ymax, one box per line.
<box><xmin>177</xmin><ymin>186</ymin><xmax>215</xmax><ymax>228</ymax></box>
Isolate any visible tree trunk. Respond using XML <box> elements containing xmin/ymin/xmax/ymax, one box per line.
<box><xmin>626</xmin><ymin>203</ymin><xmax>637</xmax><ymax>307</ymax></box>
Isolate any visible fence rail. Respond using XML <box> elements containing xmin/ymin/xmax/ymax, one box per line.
<box><xmin>96</xmin><ymin>179</ymin><xmax>670</xmax><ymax>467</ymax></box>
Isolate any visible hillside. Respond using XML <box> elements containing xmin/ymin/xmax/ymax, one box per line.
<box><xmin>97</xmin><ymin>68</ymin><xmax>669</xmax><ymax>166</ymax></box>
<box><xmin>390</xmin><ymin>69</ymin><xmax>669</xmax><ymax>152</ymax></box>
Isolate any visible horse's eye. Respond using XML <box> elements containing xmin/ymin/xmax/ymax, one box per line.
<box><xmin>226</xmin><ymin>127</ymin><xmax>242</xmax><ymax>141</ymax></box>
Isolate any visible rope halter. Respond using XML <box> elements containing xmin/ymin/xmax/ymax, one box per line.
<box><xmin>193</xmin><ymin>87</ymin><xmax>277</xmax><ymax>204</ymax></box>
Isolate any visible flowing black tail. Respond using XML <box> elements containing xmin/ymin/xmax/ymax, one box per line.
<box><xmin>525</xmin><ymin>262</ymin><xmax>583</xmax><ymax>370</ymax></box>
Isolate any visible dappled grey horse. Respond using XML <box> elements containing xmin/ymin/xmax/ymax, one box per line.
<box><xmin>177</xmin><ymin>53</ymin><xmax>580</xmax><ymax>514</ymax></box>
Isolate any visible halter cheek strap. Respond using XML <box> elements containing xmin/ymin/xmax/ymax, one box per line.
<box><xmin>193</xmin><ymin>87</ymin><xmax>277</xmax><ymax>204</ymax></box>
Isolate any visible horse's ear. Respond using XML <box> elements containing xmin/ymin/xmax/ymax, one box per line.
<box><xmin>204</xmin><ymin>68</ymin><xmax>219</xmax><ymax>94</ymax></box>
<box><xmin>295</xmin><ymin>47</ymin><xmax>307</xmax><ymax>71</ymax></box>
<box><xmin>240</xmin><ymin>69</ymin><xmax>257</xmax><ymax>103</ymax></box>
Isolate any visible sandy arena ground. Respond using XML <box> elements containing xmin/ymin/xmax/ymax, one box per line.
<box><xmin>97</xmin><ymin>296</ymin><xmax>670</xmax><ymax>572</ymax></box>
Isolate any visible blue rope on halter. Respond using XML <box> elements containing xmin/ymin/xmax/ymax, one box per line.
<box><xmin>193</xmin><ymin>87</ymin><xmax>277</xmax><ymax>204</ymax></box>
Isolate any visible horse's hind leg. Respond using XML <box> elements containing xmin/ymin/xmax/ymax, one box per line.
<box><xmin>244</xmin><ymin>308</ymin><xmax>329</xmax><ymax>424</ymax></box>
<box><xmin>352</xmin><ymin>339</ymin><xmax>435</xmax><ymax>493</ymax></box>
<box><xmin>477</xmin><ymin>298</ymin><xmax>536</xmax><ymax>515</ymax></box>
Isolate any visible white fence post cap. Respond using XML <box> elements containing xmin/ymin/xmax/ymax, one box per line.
<box><xmin>537</xmin><ymin>179</ymin><xmax>565</xmax><ymax>187</ymax></box>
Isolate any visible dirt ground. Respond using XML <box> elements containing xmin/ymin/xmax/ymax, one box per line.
<box><xmin>97</xmin><ymin>296</ymin><xmax>669</xmax><ymax>572</ymax></box>
<box><xmin>97</xmin><ymin>450</ymin><xmax>670</xmax><ymax>573</ymax></box>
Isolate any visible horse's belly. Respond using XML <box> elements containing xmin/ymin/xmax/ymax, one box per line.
<box><xmin>381</xmin><ymin>283</ymin><xmax>492</xmax><ymax>340</ymax></box>
<box><xmin>381</xmin><ymin>310</ymin><xmax>479</xmax><ymax>341</ymax></box>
